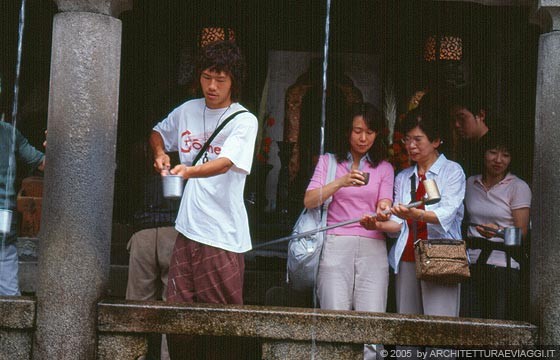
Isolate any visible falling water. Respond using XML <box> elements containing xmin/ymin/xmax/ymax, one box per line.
<box><xmin>318</xmin><ymin>0</ymin><xmax>331</xmax><ymax>157</ymax></box>
<box><xmin>311</xmin><ymin>0</ymin><xmax>332</xmax><ymax>357</ymax></box>
<box><xmin>4</xmin><ymin>0</ymin><xmax>26</xmax><ymax>210</ymax></box>
<box><xmin>1</xmin><ymin>0</ymin><xmax>26</xmax><ymax>287</ymax></box>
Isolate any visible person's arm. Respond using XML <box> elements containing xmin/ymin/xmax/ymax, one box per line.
<box><xmin>170</xmin><ymin>157</ymin><xmax>233</xmax><ymax>179</ymax></box>
<box><xmin>303</xmin><ymin>169</ymin><xmax>366</xmax><ymax>209</ymax></box>
<box><xmin>391</xmin><ymin>204</ymin><xmax>439</xmax><ymax>224</ymax></box>
<box><xmin>38</xmin><ymin>130</ymin><xmax>46</xmax><ymax>171</ymax></box>
<box><xmin>360</xmin><ymin>214</ymin><xmax>401</xmax><ymax>232</ymax></box>
<box><xmin>149</xmin><ymin>130</ymin><xmax>171</xmax><ymax>173</ymax></box>
<box><xmin>512</xmin><ymin>207</ymin><xmax>530</xmax><ymax>239</ymax></box>
<box><xmin>37</xmin><ymin>157</ymin><xmax>45</xmax><ymax>172</ymax></box>
<box><xmin>15</xmin><ymin>127</ymin><xmax>44</xmax><ymax>173</ymax></box>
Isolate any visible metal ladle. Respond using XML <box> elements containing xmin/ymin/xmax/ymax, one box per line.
<box><xmin>468</xmin><ymin>223</ymin><xmax>522</xmax><ymax>247</ymax></box>
<box><xmin>380</xmin><ymin>178</ymin><xmax>441</xmax><ymax>215</ymax></box>
<box><xmin>252</xmin><ymin>179</ymin><xmax>442</xmax><ymax>250</ymax></box>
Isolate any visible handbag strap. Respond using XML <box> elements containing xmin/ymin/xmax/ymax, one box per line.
<box><xmin>192</xmin><ymin>110</ymin><xmax>248</xmax><ymax>166</ymax></box>
<box><xmin>323</xmin><ymin>153</ymin><xmax>337</xmax><ymax>208</ymax></box>
<box><xmin>410</xmin><ymin>172</ymin><xmax>418</xmax><ymax>243</ymax></box>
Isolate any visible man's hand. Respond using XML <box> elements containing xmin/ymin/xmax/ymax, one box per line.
<box><xmin>153</xmin><ymin>153</ymin><xmax>171</xmax><ymax>173</ymax></box>
<box><xmin>170</xmin><ymin>164</ymin><xmax>190</xmax><ymax>179</ymax></box>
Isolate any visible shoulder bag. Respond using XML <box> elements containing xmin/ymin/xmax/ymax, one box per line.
<box><xmin>411</xmin><ymin>174</ymin><xmax>470</xmax><ymax>284</ymax></box>
<box><xmin>287</xmin><ymin>153</ymin><xmax>337</xmax><ymax>291</ymax></box>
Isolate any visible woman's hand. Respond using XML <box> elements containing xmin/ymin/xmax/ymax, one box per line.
<box><xmin>376</xmin><ymin>200</ymin><xmax>392</xmax><ymax>221</ymax></box>
<box><xmin>360</xmin><ymin>214</ymin><xmax>378</xmax><ymax>230</ymax></box>
<box><xmin>341</xmin><ymin>169</ymin><xmax>368</xmax><ymax>187</ymax></box>
<box><xmin>391</xmin><ymin>203</ymin><xmax>424</xmax><ymax>221</ymax></box>
<box><xmin>476</xmin><ymin>223</ymin><xmax>500</xmax><ymax>238</ymax></box>
<box><xmin>391</xmin><ymin>203</ymin><xmax>412</xmax><ymax>220</ymax></box>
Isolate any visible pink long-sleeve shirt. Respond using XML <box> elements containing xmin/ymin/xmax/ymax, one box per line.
<box><xmin>306</xmin><ymin>154</ymin><xmax>394</xmax><ymax>240</ymax></box>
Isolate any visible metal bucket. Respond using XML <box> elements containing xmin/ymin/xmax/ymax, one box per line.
<box><xmin>162</xmin><ymin>175</ymin><xmax>185</xmax><ymax>200</ymax></box>
<box><xmin>0</xmin><ymin>209</ymin><xmax>13</xmax><ymax>235</ymax></box>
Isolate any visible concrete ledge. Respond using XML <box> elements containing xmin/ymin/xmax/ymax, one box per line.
<box><xmin>0</xmin><ymin>296</ymin><xmax>35</xmax><ymax>329</ymax></box>
<box><xmin>0</xmin><ymin>296</ymin><xmax>35</xmax><ymax>360</ymax></box>
<box><xmin>262</xmin><ymin>341</ymin><xmax>362</xmax><ymax>359</ymax></box>
<box><xmin>98</xmin><ymin>334</ymin><xmax>147</xmax><ymax>360</ymax></box>
<box><xmin>98</xmin><ymin>300</ymin><xmax>538</xmax><ymax>347</ymax></box>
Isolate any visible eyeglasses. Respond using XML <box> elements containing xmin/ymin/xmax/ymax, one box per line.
<box><xmin>401</xmin><ymin>136</ymin><xmax>426</xmax><ymax>145</ymax></box>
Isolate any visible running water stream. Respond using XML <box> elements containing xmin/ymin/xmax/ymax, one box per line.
<box><xmin>1</xmin><ymin>0</ymin><xmax>26</xmax><ymax>286</ymax></box>
<box><xmin>311</xmin><ymin>0</ymin><xmax>332</xmax><ymax>357</ymax></box>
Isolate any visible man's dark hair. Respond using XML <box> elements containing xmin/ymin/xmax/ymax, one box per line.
<box><xmin>195</xmin><ymin>40</ymin><xmax>246</xmax><ymax>102</ymax></box>
<box><xmin>449</xmin><ymin>85</ymin><xmax>490</xmax><ymax>119</ymax></box>
<box><xmin>334</xmin><ymin>102</ymin><xmax>387</xmax><ymax>168</ymax></box>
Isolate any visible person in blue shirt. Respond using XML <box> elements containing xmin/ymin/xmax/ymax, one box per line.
<box><xmin>0</xmin><ymin>121</ymin><xmax>44</xmax><ymax>295</ymax></box>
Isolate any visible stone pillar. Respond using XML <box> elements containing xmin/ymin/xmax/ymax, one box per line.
<box><xmin>530</xmin><ymin>1</ymin><xmax>560</xmax><ymax>346</ymax></box>
<box><xmin>33</xmin><ymin>1</ymin><xmax>131</xmax><ymax>359</ymax></box>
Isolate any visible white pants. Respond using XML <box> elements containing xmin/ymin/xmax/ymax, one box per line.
<box><xmin>395</xmin><ymin>262</ymin><xmax>460</xmax><ymax>360</ymax></box>
<box><xmin>317</xmin><ymin>235</ymin><xmax>388</xmax><ymax>360</ymax></box>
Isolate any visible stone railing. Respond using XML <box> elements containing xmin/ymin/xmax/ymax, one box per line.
<box><xmin>97</xmin><ymin>299</ymin><xmax>538</xmax><ymax>360</ymax></box>
<box><xmin>0</xmin><ymin>296</ymin><xmax>35</xmax><ymax>360</ymax></box>
<box><xmin>0</xmin><ymin>296</ymin><xmax>539</xmax><ymax>359</ymax></box>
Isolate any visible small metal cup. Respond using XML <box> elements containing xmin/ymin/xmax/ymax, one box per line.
<box><xmin>0</xmin><ymin>209</ymin><xmax>13</xmax><ymax>235</ymax></box>
<box><xmin>503</xmin><ymin>227</ymin><xmax>522</xmax><ymax>247</ymax></box>
<box><xmin>162</xmin><ymin>175</ymin><xmax>185</xmax><ymax>200</ymax></box>
<box><xmin>362</xmin><ymin>172</ymin><xmax>370</xmax><ymax>185</ymax></box>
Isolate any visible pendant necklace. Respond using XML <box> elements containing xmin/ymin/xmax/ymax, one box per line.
<box><xmin>202</xmin><ymin>104</ymin><xmax>231</xmax><ymax>163</ymax></box>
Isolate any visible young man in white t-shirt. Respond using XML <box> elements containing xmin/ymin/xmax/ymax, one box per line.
<box><xmin>149</xmin><ymin>40</ymin><xmax>258</xmax><ymax>359</ymax></box>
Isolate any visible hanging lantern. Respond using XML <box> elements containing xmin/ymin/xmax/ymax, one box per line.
<box><xmin>423</xmin><ymin>35</ymin><xmax>462</xmax><ymax>62</ymax></box>
<box><xmin>199</xmin><ymin>27</ymin><xmax>236</xmax><ymax>48</ymax></box>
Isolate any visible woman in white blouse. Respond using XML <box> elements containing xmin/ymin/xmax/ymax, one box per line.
<box><xmin>362</xmin><ymin>108</ymin><xmax>465</xmax><ymax>360</ymax></box>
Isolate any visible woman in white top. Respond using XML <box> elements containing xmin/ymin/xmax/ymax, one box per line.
<box><xmin>464</xmin><ymin>130</ymin><xmax>531</xmax><ymax>320</ymax></box>
<box><xmin>362</xmin><ymin>108</ymin><xmax>465</xmax><ymax>360</ymax></box>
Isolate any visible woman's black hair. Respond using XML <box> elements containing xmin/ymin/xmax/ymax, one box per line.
<box><xmin>334</xmin><ymin>102</ymin><xmax>387</xmax><ymax>168</ymax></box>
<box><xmin>481</xmin><ymin>124</ymin><xmax>515</xmax><ymax>155</ymax></box>
<box><xmin>399</xmin><ymin>107</ymin><xmax>445</xmax><ymax>143</ymax></box>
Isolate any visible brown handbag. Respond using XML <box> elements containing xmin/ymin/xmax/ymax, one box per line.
<box><xmin>414</xmin><ymin>239</ymin><xmax>471</xmax><ymax>284</ymax></box>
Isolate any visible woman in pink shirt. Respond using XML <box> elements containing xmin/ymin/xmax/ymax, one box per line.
<box><xmin>304</xmin><ymin>103</ymin><xmax>394</xmax><ymax>359</ymax></box>
<box><xmin>464</xmin><ymin>129</ymin><xmax>531</xmax><ymax>320</ymax></box>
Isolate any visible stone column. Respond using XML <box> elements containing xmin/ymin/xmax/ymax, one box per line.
<box><xmin>530</xmin><ymin>1</ymin><xmax>560</xmax><ymax>346</ymax></box>
<box><xmin>33</xmin><ymin>1</ymin><xmax>131</xmax><ymax>359</ymax></box>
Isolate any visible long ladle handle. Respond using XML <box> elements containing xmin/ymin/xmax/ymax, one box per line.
<box><xmin>380</xmin><ymin>199</ymin><xmax>424</xmax><ymax>215</ymax></box>
<box><xmin>251</xmin><ymin>216</ymin><xmax>365</xmax><ymax>250</ymax></box>
<box><xmin>253</xmin><ymin>199</ymin><xmax>429</xmax><ymax>251</ymax></box>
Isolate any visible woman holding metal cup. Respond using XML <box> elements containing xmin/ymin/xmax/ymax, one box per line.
<box><xmin>362</xmin><ymin>107</ymin><xmax>465</xmax><ymax>359</ymax></box>
<box><xmin>464</xmin><ymin>128</ymin><xmax>531</xmax><ymax>320</ymax></box>
<box><xmin>304</xmin><ymin>103</ymin><xmax>393</xmax><ymax>359</ymax></box>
